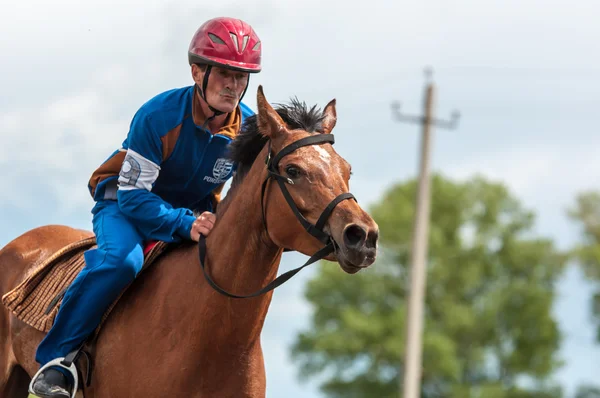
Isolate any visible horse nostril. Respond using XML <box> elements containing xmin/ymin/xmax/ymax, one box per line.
<box><xmin>366</xmin><ymin>229</ymin><xmax>379</xmax><ymax>249</ymax></box>
<box><xmin>343</xmin><ymin>224</ymin><xmax>367</xmax><ymax>249</ymax></box>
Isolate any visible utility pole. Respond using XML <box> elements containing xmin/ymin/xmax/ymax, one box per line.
<box><xmin>391</xmin><ymin>68</ymin><xmax>460</xmax><ymax>398</ymax></box>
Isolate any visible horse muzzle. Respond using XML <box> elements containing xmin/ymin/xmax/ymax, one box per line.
<box><xmin>333</xmin><ymin>223</ymin><xmax>379</xmax><ymax>273</ymax></box>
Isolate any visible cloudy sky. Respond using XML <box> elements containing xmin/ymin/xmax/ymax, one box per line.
<box><xmin>1</xmin><ymin>0</ymin><xmax>599</xmax><ymax>396</ymax></box>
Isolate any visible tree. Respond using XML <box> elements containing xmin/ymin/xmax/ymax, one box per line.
<box><xmin>567</xmin><ymin>191</ymin><xmax>600</xmax><ymax>340</ymax></box>
<box><xmin>291</xmin><ymin>174</ymin><xmax>566</xmax><ymax>398</ymax></box>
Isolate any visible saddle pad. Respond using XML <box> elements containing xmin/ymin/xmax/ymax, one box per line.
<box><xmin>2</xmin><ymin>237</ymin><xmax>171</xmax><ymax>333</ymax></box>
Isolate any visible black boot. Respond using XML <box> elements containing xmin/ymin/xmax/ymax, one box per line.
<box><xmin>31</xmin><ymin>368</ymin><xmax>72</xmax><ymax>398</ymax></box>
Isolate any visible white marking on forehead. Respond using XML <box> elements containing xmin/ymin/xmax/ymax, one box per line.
<box><xmin>314</xmin><ymin>145</ymin><xmax>331</xmax><ymax>164</ymax></box>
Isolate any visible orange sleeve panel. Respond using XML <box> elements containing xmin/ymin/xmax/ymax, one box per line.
<box><xmin>88</xmin><ymin>150</ymin><xmax>126</xmax><ymax>198</ymax></box>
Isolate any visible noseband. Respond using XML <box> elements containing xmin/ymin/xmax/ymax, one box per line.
<box><xmin>198</xmin><ymin>133</ymin><xmax>356</xmax><ymax>298</ymax></box>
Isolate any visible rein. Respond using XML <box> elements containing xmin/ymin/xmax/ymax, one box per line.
<box><xmin>198</xmin><ymin>133</ymin><xmax>355</xmax><ymax>299</ymax></box>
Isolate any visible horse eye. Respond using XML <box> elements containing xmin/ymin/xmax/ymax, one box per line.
<box><xmin>285</xmin><ymin>165</ymin><xmax>300</xmax><ymax>178</ymax></box>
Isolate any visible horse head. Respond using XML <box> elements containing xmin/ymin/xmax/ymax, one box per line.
<box><xmin>253</xmin><ymin>86</ymin><xmax>379</xmax><ymax>274</ymax></box>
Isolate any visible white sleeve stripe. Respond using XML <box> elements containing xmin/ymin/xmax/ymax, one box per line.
<box><xmin>117</xmin><ymin>149</ymin><xmax>160</xmax><ymax>191</ymax></box>
<box><xmin>126</xmin><ymin>148</ymin><xmax>161</xmax><ymax>169</ymax></box>
<box><xmin>117</xmin><ymin>185</ymin><xmax>137</xmax><ymax>191</ymax></box>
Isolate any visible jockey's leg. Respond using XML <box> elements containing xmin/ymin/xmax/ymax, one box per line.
<box><xmin>32</xmin><ymin>199</ymin><xmax>144</xmax><ymax>397</ymax></box>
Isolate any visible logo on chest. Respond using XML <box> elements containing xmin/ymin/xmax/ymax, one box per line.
<box><xmin>203</xmin><ymin>158</ymin><xmax>234</xmax><ymax>184</ymax></box>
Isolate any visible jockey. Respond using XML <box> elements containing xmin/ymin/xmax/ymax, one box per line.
<box><xmin>31</xmin><ymin>17</ymin><xmax>262</xmax><ymax>398</ymax></box>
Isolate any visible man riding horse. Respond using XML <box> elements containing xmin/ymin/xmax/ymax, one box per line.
<box><xmin>31</xmin><ymin>16</ymin><xmax>262</xmax><ymax>397</ymax></box>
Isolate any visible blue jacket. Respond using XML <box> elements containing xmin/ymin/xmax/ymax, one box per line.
<box><xmin>88</xmin><ymin>85</ymin><xmax>254</xmax><ymax>242</ymax></box>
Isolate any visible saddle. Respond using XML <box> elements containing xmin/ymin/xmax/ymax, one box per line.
<box><xmin>1</xmin><ymin>238</ymin><xmax>173</xmax><ymax>334</ymax></box>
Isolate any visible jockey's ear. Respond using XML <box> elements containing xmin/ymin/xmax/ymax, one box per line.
<box><xmin>257</xmin><ymin>85</ymin><xmax>287</xmax><ymax>140</ymax></box>
<box><xmin>322</xmin><ymin>99</ymin><xmax>337</xmax><ymax>134</ymax></box>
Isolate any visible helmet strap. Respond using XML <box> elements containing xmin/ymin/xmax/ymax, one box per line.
<box><xmin>239</xmin><ymin>75</ymin><xmax>250</xmax><ymax>102</ymax></box>
<box><xmin>196</xmin><ymin>65</ymin><xmax>224</xmax><ymax>129</ymax></box>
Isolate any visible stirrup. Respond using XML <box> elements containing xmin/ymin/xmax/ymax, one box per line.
<box><xmin>28</xmin><ymin>357</ymin><xmax>79</xmax><ymax>398</ymax></box>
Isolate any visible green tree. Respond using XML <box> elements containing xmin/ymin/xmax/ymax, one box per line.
<box><xmin>291</xmin><ymin>174</ymin><xmax>566</xmax><ymax>398</ymax></box>
<box><xmin>567</xmin><ymin>191</ymin><xmax>600</xmax><ymax>340</ymax></box>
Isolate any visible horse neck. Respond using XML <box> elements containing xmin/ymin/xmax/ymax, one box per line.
<box><xmin>196</xmin><ymin>150</ymin><xmax>282</xmax><ymax>340</ymax></box>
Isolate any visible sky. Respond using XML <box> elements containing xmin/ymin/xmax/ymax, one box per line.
<box><xmin>1</xmin><ymin>0</ymin><xmax>599</xmax><ymax>396</ymax></box>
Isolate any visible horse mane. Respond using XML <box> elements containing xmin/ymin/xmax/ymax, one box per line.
<box><xmin>214</xmin><ymin>97</ymin><xmax>327</xmax><ymax>216</ymax></box>
<box><xmin>227</xmin><ymin>97</ymin><xmax>326</xmax><ymax>179</ymax></box>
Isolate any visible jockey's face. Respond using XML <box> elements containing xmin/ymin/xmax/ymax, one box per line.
<box><xmin>193</xmin><ymin>64</ymin><xmax>249</xmax><ymax>113</ymax></box>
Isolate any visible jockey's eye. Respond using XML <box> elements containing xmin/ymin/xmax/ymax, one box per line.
<box><xmin>285</xmin><ymin>165</ymin><xmax>301</xmax><ymax>179</ymax></box>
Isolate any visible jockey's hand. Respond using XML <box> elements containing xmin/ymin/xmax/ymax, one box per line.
<box><xmin>190</xmin><ymin>211</ymin><xmax>216</xmax><ymax>241</ymax></box>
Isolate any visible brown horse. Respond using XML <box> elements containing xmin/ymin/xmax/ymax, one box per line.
<box><xmin>0</xmin><ymin>86</ymin><xmax>379</xmax><ymax>397</ymax></box>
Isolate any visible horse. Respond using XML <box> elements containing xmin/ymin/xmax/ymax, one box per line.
<box><xmin>0</xmin><ymin>86</ymin><xmax>379</xmax><ymax>397</ymax></box>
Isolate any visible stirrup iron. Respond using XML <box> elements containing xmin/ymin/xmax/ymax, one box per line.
<box><xmin>28</xmin><ymin>357</ymin><xmax>79</xmax><ymax>398</ymax></box>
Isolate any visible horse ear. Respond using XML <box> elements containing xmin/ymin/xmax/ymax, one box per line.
<box><xmin>257</xmin><ymin>85</ymin><xmax>287</xmax><ymax>139</ymax></box>
<box><xmin>322</xmin><ymin>99</ymin><xmax>337</xmax><ymax>134</ymax></box>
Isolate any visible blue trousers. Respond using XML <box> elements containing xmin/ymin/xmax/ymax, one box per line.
<box><xmin>36</xmin><ymin>200</ymin><xmax>145</xmax><ymax>365</ymax></box>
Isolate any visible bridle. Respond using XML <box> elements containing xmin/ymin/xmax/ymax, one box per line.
<box><xmin>198</xmin><ymin>133</ymin><xmax>356</xmax><ymax>298</ymax></box>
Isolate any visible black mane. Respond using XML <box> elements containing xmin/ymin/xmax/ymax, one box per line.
<box><xmin>227</xmin><ymin>97</ymin><xmax>327</xmax><ymax>179</ymax></box>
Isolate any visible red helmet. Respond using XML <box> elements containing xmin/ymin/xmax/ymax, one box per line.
<box><xmin>188</xmin><ymin>17</ymin><xmax>262</xmax><ymax>73</ymax></box>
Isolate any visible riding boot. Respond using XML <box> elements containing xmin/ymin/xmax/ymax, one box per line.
<box><xmin>30</xmin><ymin>367</ymin><xmax>72</xmax><ymax>398</ymax></box>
